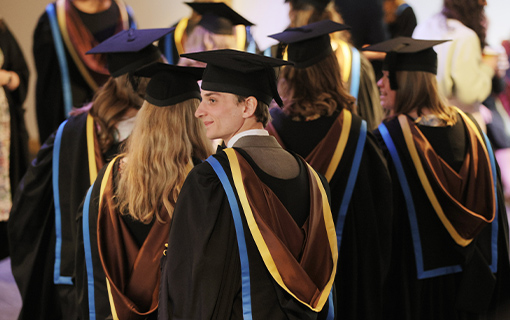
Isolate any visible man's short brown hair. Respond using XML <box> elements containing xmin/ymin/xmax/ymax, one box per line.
<box><xmin>236</xmin><ymin>95</ymin><xmax>271</xmax><ymax>127</ymax></box>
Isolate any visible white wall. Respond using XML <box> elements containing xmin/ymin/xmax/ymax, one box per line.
<box><xmin>2</xmin><ymin>0</ymin><xmax>510</xmax><ymax>146</ymax></box>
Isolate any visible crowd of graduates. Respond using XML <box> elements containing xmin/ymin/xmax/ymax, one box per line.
<box><xmin>2</xmin><ymin>0</ymin><xmax>510</xmax><ymax>319</ymax></box>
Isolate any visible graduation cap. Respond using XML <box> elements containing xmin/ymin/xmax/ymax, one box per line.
<box><xmin>87</xmin><ymin>28</ymin><xmax>174</xmax><ymax>77</ymax></box>
<box><xmin>134</xmin><ymin>62</ymin><xmax>204</xmax><ymax>107</ymax></box>
<box><xmin>268</xmin><ymin>20</ymin><xmax>350</xmax><ymax>68</ymax></box>
<box><xmin>285</xmin><ymin>0</ymin><xmax>331</xmax><ymax>11</ymax></box>
<box><xmin>362</xmin><ymin>37</ymin><xmax>449</xmax><ymax>90</ymax></box>
<box><xmin>181</xmin><ymin>49</ymin><xmax>293</xmax><ymax>107</ymax></box>
<box><xmin>185</xmin><ymin>2</ymin><xmax>254</xmax><ymax>35</ymax></box>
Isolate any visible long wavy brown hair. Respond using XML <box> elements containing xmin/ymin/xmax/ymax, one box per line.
<box><xmin>116</xmin><ymin>99</ymin><xmax>213</xmax><ymax>223</ymax></box>
<box><xmin>278</xmin><ymin>52</ymin><xmax>355</xmax><ymax>119</ymax></box>
<box><xmin>392</xmin><ymin>70</ymin><xmax>457</xmax><ymax>125</ymax></box>
<box><xmin>442</xmin><ymin>0</ymin><xmax>487</xmax><ymax>49</ymax></box>
<box><xmin>88</xmin><ymin>74</ymin><xmax>148</xmax><ymax>153</ymax></box>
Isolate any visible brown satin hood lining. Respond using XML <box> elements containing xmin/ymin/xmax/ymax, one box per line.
<box><xmin>305</xmin><ymin>113</ymin><xmax>344</xmax><ymax>175</ymax></box>
<box><xmin>97</xmin><ymin>163</ymin><xmax>170</xmax><ymax>319</ymax></box>
<box><xmin>403</xmin><ymin>113</ymin><xmax>495</xmax><ymax>239</ymax></box>
<box><xmin>236</xmin><ymin>152</ymin><xmax>335</xmax><ymax>308</ymax></box>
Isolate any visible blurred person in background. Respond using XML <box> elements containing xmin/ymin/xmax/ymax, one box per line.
<box><xmin>33</xmin><ymin>0</ymin><xmax>135</xmax><ymax>143</ymax></box>
<box><xmin>413</xmin><ymin>0</ymin><xmax>501</xmax><ymax>133</ymax></box>
<box><xmin>0</xmin><ymin>17</ymin><xmax>29</xmax><ymax>261</ymax></box>
<box><xmin>158</xmin><ymin>0</ymin><xmax>259</xmax><ymax>64</ymax></box>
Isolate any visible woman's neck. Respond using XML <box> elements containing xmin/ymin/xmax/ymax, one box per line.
<box><xmin>71</xmin><ymin>0</ymin><xmax>112</xmax><ymax>13</ymax></box>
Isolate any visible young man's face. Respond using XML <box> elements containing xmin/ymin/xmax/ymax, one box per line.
<box><xmin>195</xmin><ymin>90</ymin><xmax>246</xmax><ymax>144</ymax></box>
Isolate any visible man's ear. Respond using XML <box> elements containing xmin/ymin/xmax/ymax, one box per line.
<box><xmin>242</xmin><ymin>96</ymin><xmax>258</xmax><ymax>119</ymax></box>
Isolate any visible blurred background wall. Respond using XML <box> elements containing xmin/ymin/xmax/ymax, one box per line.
<box><xmin>2</xmin><ymin>0</ymin><xmax>510</xmax><ymax>150</ymax></box>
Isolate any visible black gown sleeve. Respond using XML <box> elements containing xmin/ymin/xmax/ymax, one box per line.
<box><xmin>7</xmin><ymin>133</ymin><xmax>64</xmax><ymax>320</ymax></box>
<box><xmin>1</xmin><ymin>21</ymin><xmax>29</xmax><ymax>106</ymax></box>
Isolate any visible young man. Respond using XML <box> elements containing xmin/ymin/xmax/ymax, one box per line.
<box><xmin>159</xmin><ymin>49</ymin><xmax>338</xmax><ymax>319</ymax></box>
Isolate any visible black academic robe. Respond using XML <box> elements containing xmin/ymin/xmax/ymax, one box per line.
<box><xmin>267</xmin><ymin>108</ymin><xmax>393</xmax><ymax>320</ymax></box>
<box><xmin>33</xmin><ymin>1</ymin><xmax>135</xmax><ymax>142</ymax></box>
<box><xmin>8</xmin><ymin>112</ymin><xmax>120</xmax><ymax>320</ymax></box>
<box><xmin>374</xmin><ymin>112</ymin><xmax>510</xmax><ymax>319</ymax></box>
<box><xmin>159</xmin><ymin>146</ymin><xmax>336</xmax><ymax>320</ymax></box>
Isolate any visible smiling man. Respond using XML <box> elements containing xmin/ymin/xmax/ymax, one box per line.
<box><xmin>158</xmin><ymin>49</ymin><xmax>339</xmax><ymax>320</ymax></box>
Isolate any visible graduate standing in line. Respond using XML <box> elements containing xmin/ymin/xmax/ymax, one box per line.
<box><xmin>159</xmin><ymin>49</ymin><xmax>338</xmax><ymax>319</ymax></box>
<box><xmin>282</xmin><ymin>0</ymin><xmax>384</xmax><ymax>131</ymax></box>
<box><xmin>76</xmin><ymin>62</ymin><xmax>212</xmax><ymax>320</ymax></box>
<box><xmin>8</xmin><ymin>28</ymin><xmax>170</xmax><ymax>320</ymax></box>
<box><xmin>367</xmin><ymin>37</ymin><xmax>510</xmax><ymax>319</ymax></box>
<box><xmin>266</xmin><ymin>20</ymin><xmax>393</xmax><ymax>320</ymax></box>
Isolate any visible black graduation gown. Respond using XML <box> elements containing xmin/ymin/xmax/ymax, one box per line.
<box><xmin>268</xmin><ymin>108</ymin><xmax>393</xmax><ymax>320</ymax></box>
<box><xmin>8</xmin><ymin>112</ymin><xmax>120</xmax><ymax>320</ymax></box>
<box><xmin>374</xmin><ymin>114</ymin><xmax>510</xmax><ymax>320</ymax></box>
<box><xmin>159</xmin><ymin>148</ymin><xmax>336</xmax><ymax>320</ymax></box>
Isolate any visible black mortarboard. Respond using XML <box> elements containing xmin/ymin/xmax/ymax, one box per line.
<box><xmin>362</xmin><ymin>37</ymin><xmax>449</xmax><ymax>90</ymax></box>
<box><xmin>268</xmin><ymin>20</ymin><xmax>350</xmax><ymax>68</ymax></box>
<box><xmin>285</xmin><ymin>0</ymin><xmax>331</xmax><ymax>11</ymax></box>
<box><xmin>181</xmin><ymin>49</ymin><xmax>293</xmax><ymax>107</ymax></box>
<box><xmin>185</xmin><ymin>2</ymin><xmax>254</xmax><ymax>35</ymax></box>
<box><xmin>134</xmin><ymin>62</ymin><xmax>204</xmax><ymax>107</ymax></box>
<box><xmin>87</xmin><ymin>28</ymin><xmax>174</xmax><ymax>77</ymax></box>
